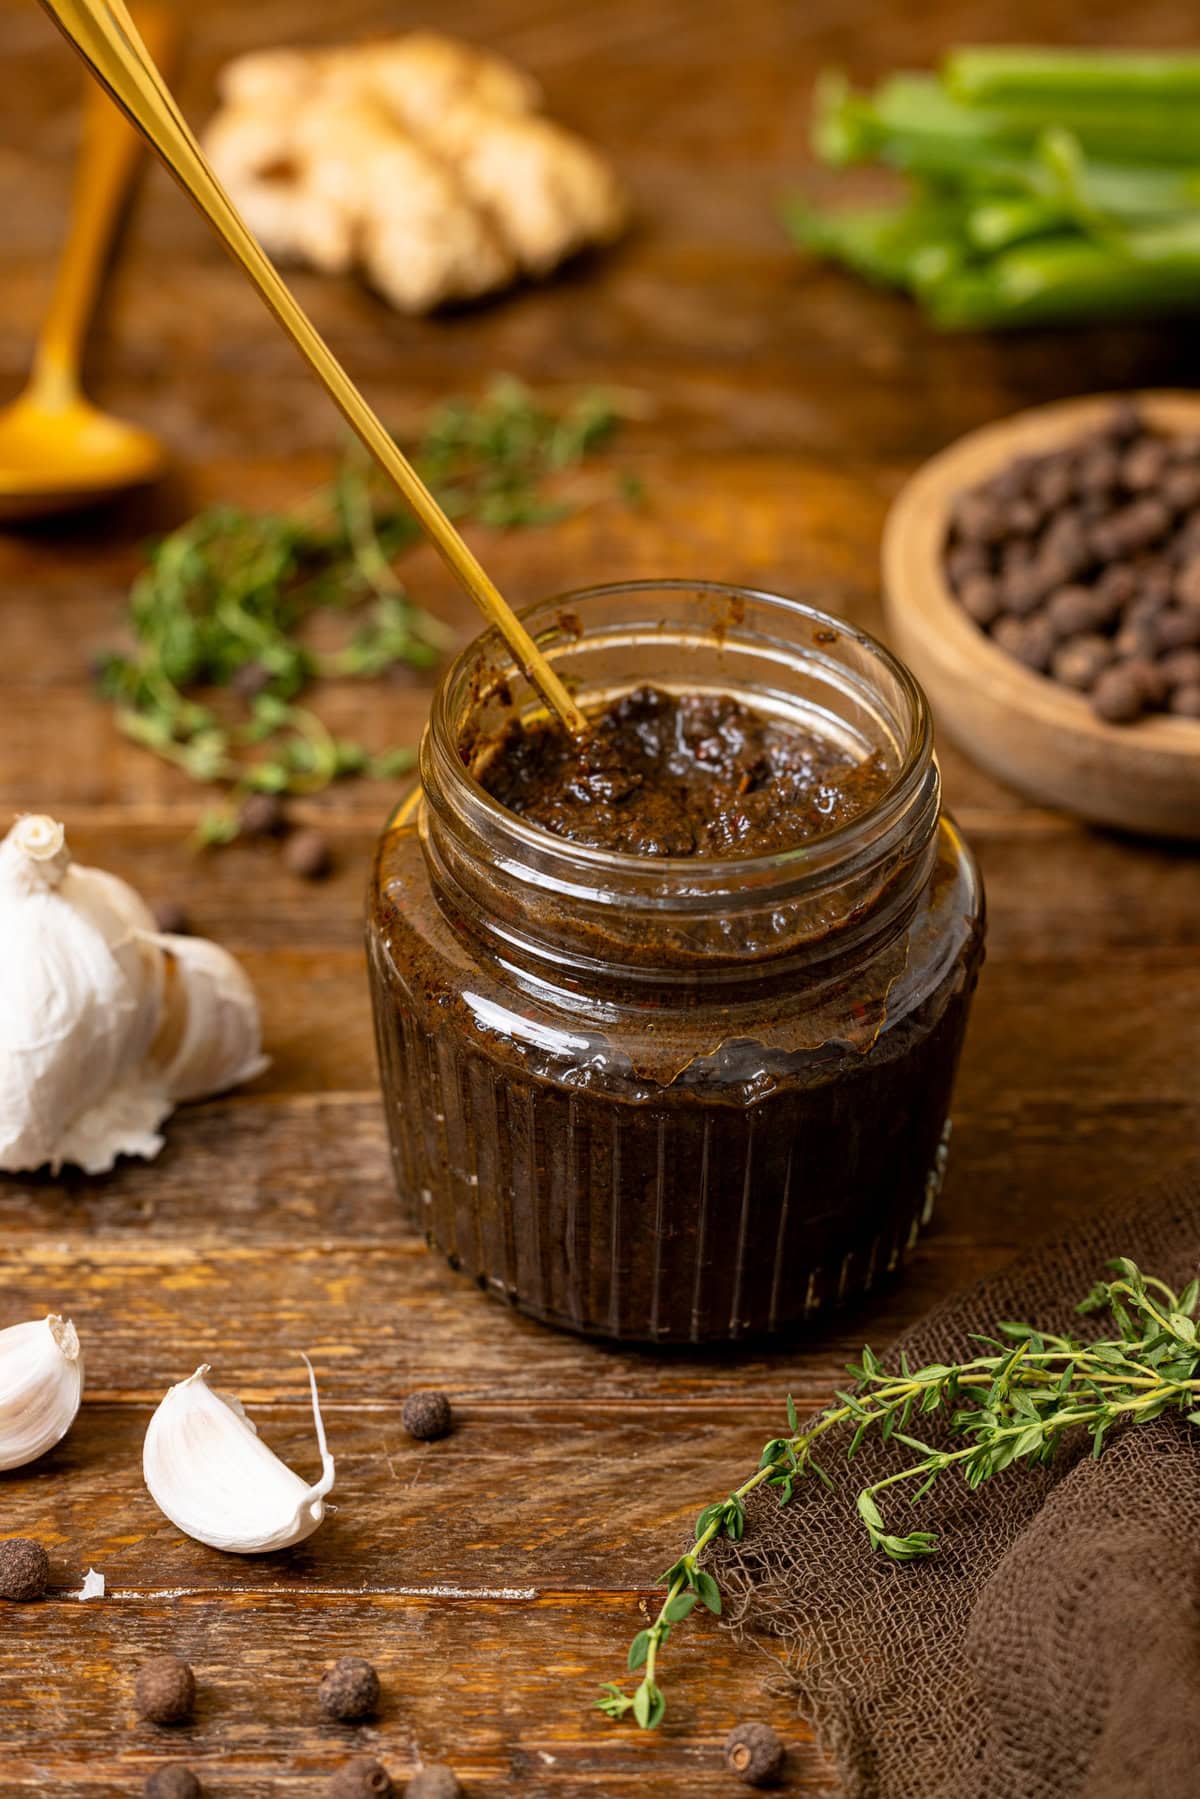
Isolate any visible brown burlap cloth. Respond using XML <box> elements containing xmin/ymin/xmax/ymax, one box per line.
<box><xmin>710</xmin><ymin>1162</ymin><xmax>1200</xmax><ymax>1799</ymax></box>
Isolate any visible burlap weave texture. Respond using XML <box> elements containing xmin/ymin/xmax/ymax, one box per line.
<box><xmin>712</xmin><ymin>1165</ymin><xmax>1200</xmax><ymax>1799</ymax></box>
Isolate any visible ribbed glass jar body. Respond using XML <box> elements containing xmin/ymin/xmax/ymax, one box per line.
<box><xmin>367</xmin><ymin>583</ymin><xmax>984</xmax><ymax>1342</ymax></box>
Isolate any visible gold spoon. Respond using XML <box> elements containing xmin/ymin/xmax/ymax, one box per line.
<box><xmin>0</xmin><ymin>5</ymin><xmax>174</xmax><ymax>520</ymax></box>
<box><xmin>36</xmin><ymin>0</ymin><xmax>587</xmax><ymax>734</ymax></box>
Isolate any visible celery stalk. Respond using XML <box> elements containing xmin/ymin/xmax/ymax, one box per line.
<box><xmin>799</xmin><ymin>53</ymin><xmax>1200</xmax><ymax>329</ymax></box>
<box><xmin>783</xmin><ymin>195</ymin><xmax>971</xmax><ymax>292</ymax></box>
<box><xmin>929</xmin><ymin>219</ymin><xmax>1200</xmax><ymax>328</ymax></box>
<box><xmin>819</xmin><ymin>70</ymin><xmax>1200</xmax><ymax>170</ymax></box>
<box><xmin>965</xmin><ymin>195</ymin><xmax>1073</xmax><ymax>253</ymax></box>
<box><xmin>945</xmin><ymin>47</ymin><xmax>1200</xmax><ymax>104</ymax></box>
<box><xmin>1040</xmin><ymin>150</ymin><xmax>1200</xmax><ymax>221</ymax></box>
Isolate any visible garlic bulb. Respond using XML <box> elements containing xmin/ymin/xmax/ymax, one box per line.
<box><xmin>0</xmin><ymin>815</ymin><xmax>266</xmax><ymax>1175</ymax></box>
<box><xmin>0</xmin><ymin>1314</ymin><xmax>84</xmax><ymax>1471</ymax></box>
<box><xmin>143</xmin><ymin>1357</ymin><xmax>335</xmax><ymax>1553</ymax></box>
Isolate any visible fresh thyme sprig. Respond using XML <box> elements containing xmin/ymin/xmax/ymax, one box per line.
<box><xmin>95</xmin><ymin>378</ymin><xmax>626</xmax><ymax>843</ymax></box>
<box><xmin>599</xmin><ymin>1257</ymin><xmax>1200</xmax><ymax>1729</ymax></box>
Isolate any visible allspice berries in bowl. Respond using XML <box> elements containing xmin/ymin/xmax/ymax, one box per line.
<box><xmin>883</xmin><ymin>391</ymin><xmax>1200</xmax><ymax>839</ymax></box>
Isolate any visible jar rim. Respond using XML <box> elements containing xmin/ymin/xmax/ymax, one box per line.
<box><xmin>425</xmin><ymin>580</ymin><xmax>934</xmax><ymax>894</ymax></box>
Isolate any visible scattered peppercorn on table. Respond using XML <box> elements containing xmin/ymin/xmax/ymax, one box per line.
<box><xmin>3</xmin><ymin>0</ymin><xmax>1200</xmax><ymax>1793</ymax></box>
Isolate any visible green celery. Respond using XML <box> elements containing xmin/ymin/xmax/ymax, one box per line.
<box><xmin>1042</xmin><ymin>149</ymin><xmax>1200</xmax><ymax>221</ymax></box>
<box><xmin>784</xmin><ymin>194</ymin><xmax>971</xmax><ymax>293</ymax></box>
<box><xmin>976</xmin><ymin>97</ymin><xmax>1200</xmax><ymax>164</ymax></box>
<box><xmin>801</xmin><ymin>53</ymin><xmax>1200</xmax><ymax>329</ymax></box>
<box><xmin>928</xmin><ymin>218</ymin><xmax>1200</xmax><ymax>328</ymax></box>
<box><xmin>945</xmin><ymin>47</ymin><xmax>1200</xmax><ymax>105</ymax></box>
<box><xmin>814</xmin><ymin>73</ymin><xmax>1028</xmax><ymax>170</ymax></box>
<box><xmin>964</xmin><ymin>195</ymin><xmax>1073</xmax><ymax>253</ymax></box>
<box><xmin>818</xmin><ymin>69</ymin><xmax>1200</xmax><ymax>171</ymax></box>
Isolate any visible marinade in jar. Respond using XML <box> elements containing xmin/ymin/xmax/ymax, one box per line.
<box><xmin>367</xmin><ymin>584</ymin><xmax>985</xmax><ymax>1343</ymax></box>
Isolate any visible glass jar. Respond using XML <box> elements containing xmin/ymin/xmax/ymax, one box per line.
<box><xmin>367</xmin><ymin>582</ymin><xmax>984</xmax><ymax>1343</ymax></box>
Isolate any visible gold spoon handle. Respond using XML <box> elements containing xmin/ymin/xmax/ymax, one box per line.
<box><xmin>36</xmin><ymin>0</ymin><xmax>587</xmax><ymax>735</ymax></box>
<box><xmin>33</xmin><ymin>3</ymin><xmax>176</xmax><ymax>407</ymax></box>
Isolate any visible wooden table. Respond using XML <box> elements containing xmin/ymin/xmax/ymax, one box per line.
<box><xmin>2</xmin><ymin>0</ymin><xmax>1199</xmax><ymax>1792</ymax></box>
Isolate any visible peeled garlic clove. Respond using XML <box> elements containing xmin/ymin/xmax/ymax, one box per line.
<box><xmin>143</xmin><ymin>1357</ymin><xmax>334</xmax><ymax>1553</ymax></box>
<box><xmin>0</xmin><ymin>1315</ymin><xmax>84</xmax><ymax>1471</ymax></box>
<box><xmin>148</xmin><ymin>934</ymin><xmax>268</xmax><ymax>1104</ymax></box>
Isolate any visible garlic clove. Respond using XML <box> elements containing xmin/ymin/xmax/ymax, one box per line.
<box><xmin>148</xmin><ymin>933</ymin><xmax>268</xmax><ymax>1104</ymax></box>
<box><xmin>64</xmin><ymin>861</ymin><xmax>165</xmax><ymax>1071</ymax></box>
<box><xmin>143</xmin><ymin>1356</ymin><xmax>334</xmax><ymax>1554</ymax></box>
<box><xmin>0</xmin><ymin>1314</ymin><xmax>84</xmax><ymax>1471</ymax></box>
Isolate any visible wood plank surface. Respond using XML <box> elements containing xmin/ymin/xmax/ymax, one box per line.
<box><xmin>2</xmin><ymin>0</ymin><xmax>1200</xmax><ymax>1794</ymax></box>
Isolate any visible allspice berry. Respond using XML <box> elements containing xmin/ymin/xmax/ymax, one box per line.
<box><xmin>135</xmin><ymin>1655</ymin><xmax>196</xmax><ymax>1725</ymax></box>
<box><xmin>958</xmin><ymin>574</ymin><xmax>1000</xmax><ymax>626</ymax></box>
<box><xmin>231</xmin><ymin>660</ymin><xmax>273</xmax><ymax>700</ymax></box>
<box><xmin>1091</xmin><ymin>662</ymin><xmax>1147</xmax><ymax>724</ymax></box>
<box><xmin>151</xmin><ymin>899</ymin><xmax>191</xmax><ymax>936</ymax></box>
<box><xmin>724</xmin><ymin>1720</ymin><xmax>786</xmax><ymax>1787</ymax></box>
<box><xmin>1050</xmin><ymin>635</ymin><xmax>1111</xmax><ymax>693</ymax></box>
<box><xmin>0</xmin><ymin>1538</ymin><xmax>49</xmax><ymax>1601</ymax></box>
<box><xmin>401</xmin><ymin>1390</ymin><xmax>452</xmax><ymax>1442</ymax></box>
<box><xmin>319</xmin><ymin>1655</ymin><xmax>381</xmax><ymax>1722</ymax></box>
<box><xmin>328</xmin><ymin>1757</ymin><xmax>393</xmax><ymax>1798</ymax></box>
<box><xmin>144</xmin><ymin>1770</ymin><xmax>201</xmax><ymax>1799</ymax></box>
<box><xmin>406</xmin><ymin>1769</ymin><xmax>463</xmax><ymax>1798</ymax></box>
<box><xmin>238</xmin><ymin>791</ymin><xmax>288</xmax><ymax>838</ymax></box>
<box><xmin>284</xmin><ymin>827</ymin><xmax>333</xmax><ymax>880</ymax></box>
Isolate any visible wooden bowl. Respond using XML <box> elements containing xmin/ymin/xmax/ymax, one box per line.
<box><xmin>883</xmin><ymin>391</ymin><xmax>1200</xmax><ymax>839</ymax></box>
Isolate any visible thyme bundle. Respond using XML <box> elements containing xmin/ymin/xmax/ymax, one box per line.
<box><xmin>600</xmin><ymin>1257</ymin><xmax>1200</xmax><ymax>1729</ymax></box>
<box><xmin>95</xmin><ymin>379</ymin><xmax>627</xmax><ymax>843</ymax></box>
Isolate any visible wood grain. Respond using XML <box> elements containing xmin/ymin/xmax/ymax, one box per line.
<box><xmin>1</xmin><ymin>1595</ymin><xmax>835</xmax><ymax>1796</ymax></box>
<box><xmin>2</xmin><ymin>0</ymin><xmax>1200</xmax><ymax>1791</ymax></box>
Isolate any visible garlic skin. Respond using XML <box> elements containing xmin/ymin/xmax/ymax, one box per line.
<box><xmin>77</xmin><ymin>1568</ymin><xmax>106</xmax><ymax>1601</ymax></box>
<box><xmin>0</xmin><ymin>1314</ymin><xmax>84</xmax><ymax>1471</ymax></box>
<box><xmin>0</xmin><ymin>815</ymin><xmax>265</xmax><ymax>1175</ymax></box>
<box><xmin>143</xmin><ymin>1357</ymin><xmax>335</xmax><ymax>1554</ymax></box>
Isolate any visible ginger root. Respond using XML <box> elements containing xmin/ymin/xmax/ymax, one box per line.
<box><xmin>203</xmin><ymin>31</ymin><xmax>628</xmax><ymax>312</ymax></box>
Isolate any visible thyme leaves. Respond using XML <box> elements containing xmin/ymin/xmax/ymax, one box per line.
<box><xmin>603</xmin><ymin>1258</ymin><xmax>1200</xmax><ymax>1728</ymax></box>
<box><xmin>96</xmin><ymin>379</ymin><xmax>627</xmax><ymax>842</ymax></box>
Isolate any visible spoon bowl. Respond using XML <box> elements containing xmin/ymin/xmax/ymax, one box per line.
<box><xmin>0</xmin><ymin>389</ymin><xmax>166</xmax><ymax>520</ymax></box>
<box><xmin>0</xmin><ymin>4</ymin><xmax>174</xmax><ymax>525</ymax></box>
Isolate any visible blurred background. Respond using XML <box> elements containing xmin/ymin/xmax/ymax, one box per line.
<box><xmin>5</xmin><ymin>0</ymin><xmax>1197</xmax><ymax>573</ymax></box>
